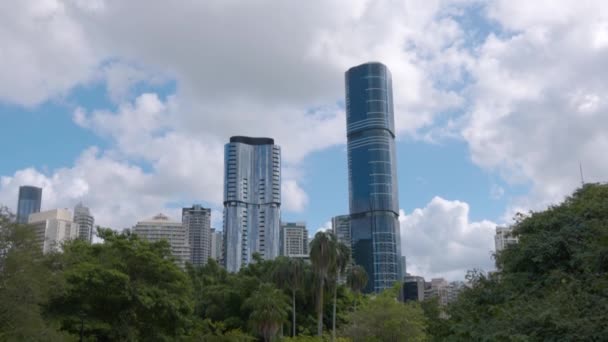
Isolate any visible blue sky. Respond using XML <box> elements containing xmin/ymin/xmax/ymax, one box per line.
<box><xmin>1</xmin><ymin>0</ymin><xmax>607</xmax><ymax>280</ymax></box>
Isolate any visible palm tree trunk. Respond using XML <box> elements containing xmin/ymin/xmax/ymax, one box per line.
<box><xmin>292</xmin><ymin>289</ymin><xmax>296</xmax><ymax>337</ymax></box>
<box><xmin>317</xmin><ymin>277</ymin><xmax>324</xmax><ymax>336</ymax></box>
<box><xmin>332</xmin><ymin>282</ymin><xmax>337</xmax><ymax>342</ymax></box>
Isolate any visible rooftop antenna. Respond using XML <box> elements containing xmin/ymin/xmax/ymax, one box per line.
<box><xmin>579</xmin><ymin>161</ymin><xmax>585</xmax><ymax>187</ymax></box>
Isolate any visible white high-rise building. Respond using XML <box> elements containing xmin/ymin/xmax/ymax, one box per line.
<box><xmin>182</xmin><ymin>205</ymin><xmax>212</xmax><ymax>267</ymax></box>
<box><xmin>495</xmin><ymin>226</ymin><xmax>518</xmax><ymax>253</ymax></box>
<box><xmin>73</xmin><ymin>203</ymin><xmax>94</xmax><ymax>243</ymax></box>
<box><xmin>133</xmin><ymin>213</ymin><xmax>190</xmax><ymax>267</ymax></box>
<box><xmin>28</xmin><ymin>209</ymin><xmax>79</xmax><ymax>253</ymax></box>
<box><xmin>210</xmin><ymin>228</ymin><xmax>223</xmax><ymax>263</ymax></box>
<box><xmin>280</xmin><ymin>222</ymin><xmax>308</xmax><ymax>258</ymax></box>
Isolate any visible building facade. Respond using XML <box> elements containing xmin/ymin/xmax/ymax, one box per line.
<box><xmin>210</xmin><ymin>228</ymin><xmax>223</xmax><ymax>262</ymax></box>
<box><xmin>73</xmin><ymin>203</ymin><xmax>94</xmax><ymax>243</ymax></box>
<box><xmin>17</xmin><ymin>186</ymin><xmax>42</xmax><ymax>224</ymax></box>
<box><xmin>28</xmin><ymin>209</ymin><xmax>78</xmax><ymax>253</ymax></box>
<box><xmin>133</xmin><ymin>213</ymin><xmax>190</xmax><ymax>267</ymax></box>
<box><xmin>332</xmin><ymin>215</ymin><xmax>351</xmax><ymax>250</ymax></box>
<box><xmin>280</xmin><ymin>222</ymin><xmax>308</xmax><ymax>258</ymax></box>
<box><xmin>495</xmin><ymin>226</ymin><xmax>518</xmax><ymax>253</ymax></box>
<box><xmin>182</xmin><ymin>205</ymin><xmax>212</xmax><ymax>267</ymax></box>
<box><xmin>223</xmin><ymin>136</ymin><xmax>281</xmax><ymax>272</ymax></box>
<box><xmin>425</xmin><ymin>278</ymin><xmax>450</xmax><ymax>306</ymax></box>
<box><xmin>400</xmin><ymin>275</ymin><xmax>426</xmax><ymax>302</ymax></box>
<box><xmin>345</xmin><ymin>62</ymin><xmax>402</xmax><ymax>292</ymax></box>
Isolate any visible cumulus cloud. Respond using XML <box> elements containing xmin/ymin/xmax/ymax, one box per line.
<box><xmin>462</xmin><ymin>0</ymin><xmax>608</xmax><ymax>217</ymax></box>
<box><xmin>400</xmin><ymin>197</ymin><xmax>496</xmax><ymax>281</ymax></box>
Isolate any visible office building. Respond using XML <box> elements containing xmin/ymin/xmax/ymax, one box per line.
<box><xmin>495</xmin><ymin>226</ymin><xmax>518</xmax><ymax>253</ymax></box>
<box><xmin>280</xmin><ymin>222</ymin><xmax>308</xmax><ymax>258</ymax></box>
<box><xmin>210</xmin><ymin>228</ymin><xmax>223</xmax><ymax>262</ymax></box>
<box><xmin>182</xmin><ymin>205</ymin><xmax>212</xmax><ymax>267</ymax></box>
<box><xmin>133</xmin><ymin>213</ymin><xmax>190</xmax><ymax>267</ymax></box>
<box><xmin>345</xmin><ymin>62</ymin><xmax>402</xmax><ymax>292</ymax></box>
<box><xmin>16</xmin><ymin>186</ymin><xmax>42</xmax><ymax>224</ymax></box>
<box><xmin>28</xmin><ymin>209</ymin><xmax>78</xmax><ymax>253</ymax></box>
<box><xmin>73</xmin><ymin>203</ymin><xmax>94</xmax><ymax>243</ymax></box>
<box><xmin>400</xmin><ymin>275</ymin><xmax>425</xmax><ymax>302</ymax></box>
<box><xmin>223</xmin><ymin>136</ymin><xmax>281</xmax><ymax>272</ymax></box>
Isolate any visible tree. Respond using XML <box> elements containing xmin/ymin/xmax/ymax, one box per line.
<box><xmin>341</xmin><ymin>289</ymin><xmax>427</xmax><ymax>341</ymax></box>
<box><xmin>47</xmin><ymin>228</ymin><xmax>194</xmax><ymax>341</ymax></box>
<box><xmin>272</xmin><ymin>256</ymin><xmax>304</xmax><ymax>337</ymax></box>
<box><xmin>444</xmin><ymin>184</ymin><xmax>608</xmax><ymax>341</ymax></box>
<box><xmin>0</xmin><ymin>208</ymin><xmax>68</xmax><ymax>341</ymax></box>
<box><xmin>346</xmin><ymin>265</ymin><xmax>368</xmax><ymax>311</ymax></box>
<box><xmin>309</xmin><ymin>231</ymin><xmax>337</xmax><ymax>337</ymax></box>
<box><xmin>330</xmin><ymin>242</ymin><xmax>350</xmax><ymax>342</ymax></box>
<box><xmin>243</xmin><ymin>283</ymin><xmax>290</xmax><ymax>342</ymax></box>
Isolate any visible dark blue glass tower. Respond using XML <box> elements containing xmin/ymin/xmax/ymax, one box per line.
<box><xmin>345</xmin><ymin>62</ymin><xmax>401</xmax><ymax>293</ymax></box>
<box><xmin>16</xmin><ymin>186</ymin><xmax>42</xmax><ymax>224</ymax></box>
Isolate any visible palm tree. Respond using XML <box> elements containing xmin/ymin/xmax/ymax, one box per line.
<box><xmin>272</xmin><ymin>256</ymin><xmax>304</xmax><ymax>337</ymax></box>
<box><xmin>347</xmin><ymin>265</ymin><xmax>368</xmax><ymax>311</ymax></box>
<box><xmin>309</xmin><ymin>231</ymin><xmax>337</xmax><ymax>337</ymax></box>
<box><xmin>244</xmin><ymin>283</ymin><xmax>290</xmax><ymax>342</ymax></box>
<box><xmin>331</xmin><ymin>242</ymin><xmax>351</xmax><ymax>342</ymax></box>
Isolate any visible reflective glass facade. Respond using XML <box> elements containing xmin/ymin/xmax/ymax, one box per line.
<box><xmin>345</xmin><ymin>62</ymin><xmax>401</xmax><ymax>293</ymax></box>
<box><xmin>223</xmin><ymin>136</ymin><xmax>281</xmax><ymax>272</ymax></box>
<box><xmin>17</xmin><ymin>186</ymin><xmax>42</xmax><ymax>224</ymax></box>
<box><xmin>74</xmin><ymin>203</ymin><xmax>95</xmax><ymax>243</ymax></box>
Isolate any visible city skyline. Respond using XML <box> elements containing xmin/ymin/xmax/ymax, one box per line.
<box><xmin>2</xmin><ymin>1</ymin><xmax>608</xmax><ymax>281</ymax></box>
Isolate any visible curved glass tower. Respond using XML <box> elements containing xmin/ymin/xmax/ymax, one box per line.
<box><xmin>345</xmin><ymin>62</ymin><xmax>401</xmax><ymax>292</ymax></box>
<box><xmin>223</xmin><ymin>136</ymin><xmax>281</xmax><ymax>272</ymax></box>
<box><xmin>17</xmin><ymin>186</ymin><xmax>42</xmax><ymax>224</ymax></box>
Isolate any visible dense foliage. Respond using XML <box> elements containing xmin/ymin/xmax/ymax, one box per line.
<box><xmin>433</xmin><ymin>183</ymin><xmax>608</xmax><ymax>341</ymax></box>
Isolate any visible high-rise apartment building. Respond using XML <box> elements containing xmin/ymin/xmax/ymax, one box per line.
<box><xmin>223</xmin><ymin>136</ymin><xmax>281</xmax><ymax>272</ymax></box>
<box><xmin>210</xmin><ymin>228</ymin><xmax>223</xmax><ymax>262</ymax></box>
<box><xmin>28</xmin><ymin>209</ymin><xmax>78</xmax><ymax>253</ymax></box>
<box><xmin>133</xmin><ymin>213</ymin><xmax>190</xmax><ymax>267</ymax></box>
<box><xmin>495</xmin><ymin>226</ymin><xmax>518</xmax><ymax>253</ymax></box>
<box><xmin>73</xmin><ymin>203</ymin><xmax>95</xmax><ymax>243</ymax></box>
<box><xmin>280</xmin><ymin>222</ymin><xmax>308</xmax><ymax>258</ymax></box>
<box><xmin>182</xmin><ymin>205</ymin><xmax>212</xmax><ymax>267</ymax></box>
<box><xmin>17</xmin><ymin>186</ymin><xmax>42</xmax><ymax>224</ymax></box>
<box><xmin>345</xmin><ymin>62</ymin><xmax>401</xmax><ymax>292</ymax></box>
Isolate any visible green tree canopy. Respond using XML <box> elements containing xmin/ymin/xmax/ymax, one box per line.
<box><xmin>47</xmin><ymin>228</ymin><xmax>193</xmax><ymax>341</ymax></box>
<box><xmin>444</xmin><ymin>184</ymin><xmax>608</xmax><ymax>341</ymax></box>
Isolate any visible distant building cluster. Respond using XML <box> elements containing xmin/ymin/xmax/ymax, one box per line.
<box><xmin>400</xmin><ymin>275</ymin><xmax>467</xmax><ymax>306</ymax></box>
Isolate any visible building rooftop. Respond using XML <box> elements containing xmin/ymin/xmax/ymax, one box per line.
<box><xmin>229</xmin><ymin>136</ymin><xmax>274</xmax><ymax>145</ymax></box>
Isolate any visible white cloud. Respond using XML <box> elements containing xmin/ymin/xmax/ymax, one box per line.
<box><xmin>0</xmin><ymin>0</ymin><xmax>97</xmax><ymax>106</ymax></box>
<box><xmin>400</xmin><ymin>197</ymin><xmax>496</xmax><ymax>281</ymax></box>
<box><xmin>462</xmin><ymin>0</ymin><xmax>608</xmax><ymax>216</ymax></box>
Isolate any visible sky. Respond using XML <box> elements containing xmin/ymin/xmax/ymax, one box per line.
<box><xmin>1</xmin><ymin>0</ymin><xmax>607</xmax><ymax>281</ymax></box>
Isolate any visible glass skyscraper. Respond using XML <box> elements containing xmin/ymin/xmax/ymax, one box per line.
<box><xmin>16</xmin><ymin>185</ymin><xmax>42</xmax><ymax>224</ymax></box>
<box><xmin>345</xmin><ymin>62</ymin><xmax>401</xmax><ymax>293</ymax></box>
<box><xmin>223</xmin><ymin>136</ymin><xmax>281</xmax><ymax>272</ymax></box>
